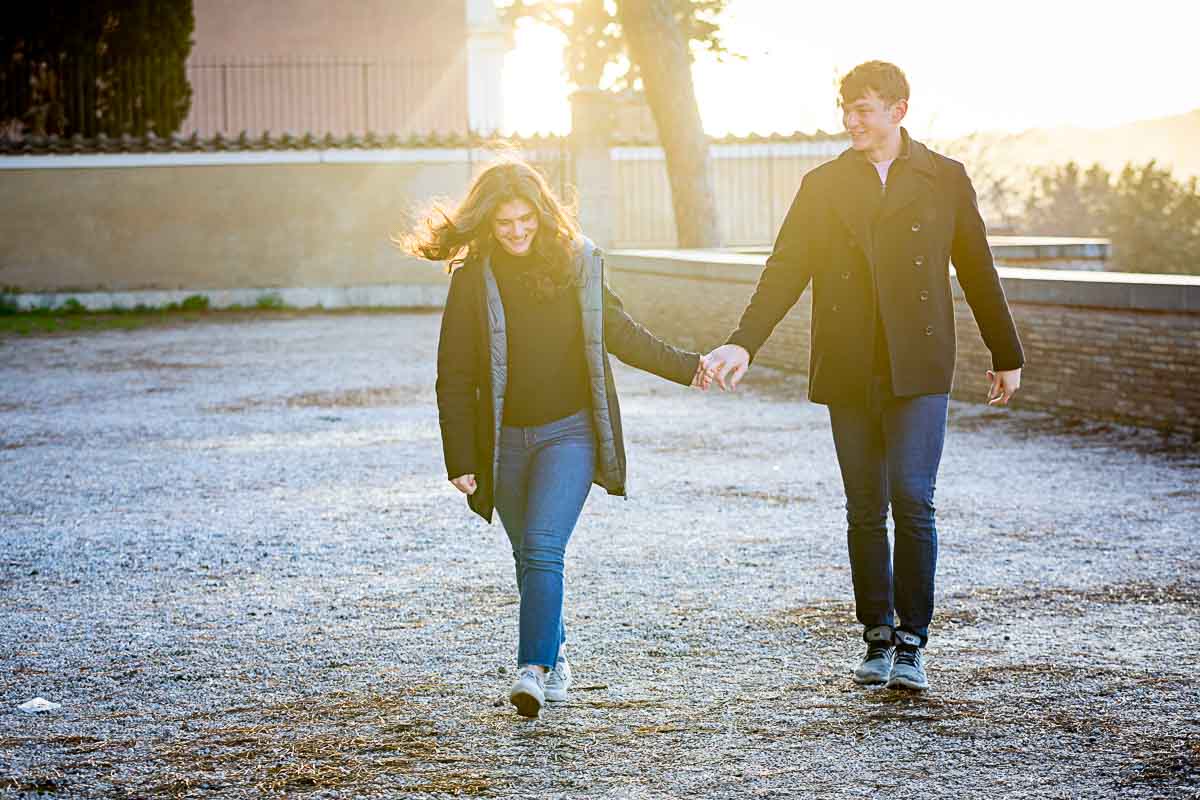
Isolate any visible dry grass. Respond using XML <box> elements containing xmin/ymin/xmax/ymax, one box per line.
<box><xmin>1122</xmin><ymin>736</ymin><xmax>1200</xmax><ymax>791</ymax></box>
<box><xmin>207</xmin><ymin>386</ymin><xmax>425</xmax><ymax>414</ymax></box>
<box><xmin>709</xmin><ymin>486</ymin><xmax>818</xmax><ymax>507</ymax></box>
<box><xmin>759</xmin><ymin>600</ymin><xmax>856</xmax><ymax>632</ymax></box>
<box><xmin>116</xmin><ymin>684</ymin><xmax>508</xmax><ymax>797</ymax></box>
<box><xmin>946</xmin><ymin>581</ymin><xmax>1200</xmax><ymax>611</ymax></box>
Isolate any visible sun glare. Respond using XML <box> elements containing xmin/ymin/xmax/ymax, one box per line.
<box><xmin>502</xmin><ymin>21</ymin><xmax>572</xmax><ymax>136</ymax></box>
<box><xmin>502</xmin><ymin>0</ymin><xmax>1200</xmax><ymax>139</ymax></box>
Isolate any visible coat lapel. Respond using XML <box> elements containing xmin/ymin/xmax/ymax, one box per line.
<box><xmin>827</xmin><ymin>130</ymin><xmax>941</xmax><ymax>251</ymax></box>
<box><xmin>828</xmin><ymin>154</ymin><xmax>881</xmax><ymax>260</ymax></box>
<box><xmin>877</xmin><ymin>134</ymin><xmax>939</xmax><ymax>223</ymax></box>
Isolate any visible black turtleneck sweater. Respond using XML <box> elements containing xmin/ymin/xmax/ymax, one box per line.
<box><xmin>491</xmin><ymin>247</ymin><xmax>591</xmax><ymax>426</ymax></box>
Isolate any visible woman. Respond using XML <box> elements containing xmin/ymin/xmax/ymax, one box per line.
<box><xmin>402</xmin><ymin>159</ymin><xmax>710</xmax><ymax>718</ymax></box>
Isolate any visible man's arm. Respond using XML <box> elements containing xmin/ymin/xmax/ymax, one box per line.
<box><xmin>727</xmin><ymin>175</ymin><xmax>819</xmax><ymax>359</ymax></box>
<box><xmin>950</xmin><ymin>162</ymin><xmax>1025</xmax><ymax>378</ymax></box>
<box><xmin>709</xmin><ymin>175</ymin><xmax>819</xmax><ymax>390</ymax></box>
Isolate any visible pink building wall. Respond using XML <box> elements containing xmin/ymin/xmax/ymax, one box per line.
<box><xmin>183</xmin><ymin>0</ymin><xmax>470</xmax><ymax>137</ymax></box>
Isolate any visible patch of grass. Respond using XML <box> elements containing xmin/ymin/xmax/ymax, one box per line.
<box><xmin>947</xmin><ymin>581</ymin><xmax>1200</xmax><ymax>615</ymax></box>
<box><xmin>0</xmin><ymin>299</ymin><xmax>431</xmax><ymax>339</ymax></box>
<box><xmin>0</xmin><ymin>774</ymin><xmax>69</xmax><ymax>793</ymax></box>
<box><xmin>1122</xmin><ymin>735</ymin><xmax>1200</xmax><ymax>791</ymax></box>
<box><xmin>0</xmin><ymin>314</ymin><xmax>150</xmax><ymax>336</ymax></box>
<box><xmin>179</xmin><ymin>294</ymin><xmax>210</xmax><ymax>311</ymax></box>
<box><xmin>760</xmin><ymin>599</ymin><xmax>856</xmax><ymax>632</ymax></box>
<box><xmin>711</xmin><ymin>485</ymin><xmax>817</xmax><ymax>506</ymax></box>
<box><xmin>127</xmin><ymin>684</ymin><xmax>508</xmax><ymax>796</ymax></box>
<box><xmin>206</xmin><ymin>385</ymin><xmax>423</xmax><ymax>414</ymax></box>
<box><xmin>255</xmin><ymin>292</ymin><xmax>286</xmax><ymax>310</ymax></box>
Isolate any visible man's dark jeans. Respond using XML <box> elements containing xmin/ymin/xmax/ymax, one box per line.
<box><xmin>828</xmin><ymin>382</ymin><xmax>949</xmax><ymax>646</ymax></box>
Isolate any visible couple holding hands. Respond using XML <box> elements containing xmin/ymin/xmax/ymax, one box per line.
<box><xmin>402</xmin><ymin>61</ymin><xmax>1024</xmax><ymax>718</ymax></box>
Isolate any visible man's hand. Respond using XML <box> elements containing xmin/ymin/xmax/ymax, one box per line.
<box><xmin>450</xmin><ymin>474</ymin><xmax>477</xmax><ymax>495</ymax></box>
<box><xmin>691</xmin><ymin>353</ymin><xmax>715</xmax><ymax>390</ymax></box>
<box><xmin>705</xmin><ymin>344</ymin><xmax>751</xmax><ymax>391</ymax></box>
<box><xmin>986</xmin><ymin>368</ymin><xmax>1021</xmax><ymax>405</ymax></box>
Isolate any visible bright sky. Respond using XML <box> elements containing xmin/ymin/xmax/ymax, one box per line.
<box><xmin>502</xmin><ymin>0</ymin><xmax>1200</xmax><ymax>139</ymax></box>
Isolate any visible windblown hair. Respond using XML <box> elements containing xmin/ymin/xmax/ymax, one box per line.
<box><xmin>398</xmin><ymin>158</ymin><xmax>582</xmax><ymax>298</ymax></box>
<box><xmin>839</xmin><ymin>60</ymin><xmax>910</xmax><ymax>107</ymax></box>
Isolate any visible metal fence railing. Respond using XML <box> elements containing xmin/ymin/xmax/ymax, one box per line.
<box><xmin>1</xmin><ymin>54</ymin><xmax>470</xmax><ymax>140</ymax></box>
<box><xmin>612</xmin><ymin>139</ymin><xmax>847</xmax><ymax>248</ymax></box>
<box><xmin>0</xmin><ymin>53</ymin><xmax>191</xmax><ymax>139</ymax></box>
<box><xmin>182</xmin><ymin>57</ymin><xmax>468</xmax><ymax>138</ymax></box>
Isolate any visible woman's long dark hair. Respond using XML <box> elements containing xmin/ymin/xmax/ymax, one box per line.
<box><xmin>397</xmin><ymin>158</ymin><xmax>582</xmax><ymax>297</ymax></box>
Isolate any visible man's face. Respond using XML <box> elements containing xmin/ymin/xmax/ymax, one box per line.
<box><xmin>841</xmin><ymin>90</ymin><xmax>906</xmax><ymax>152</ymax></box>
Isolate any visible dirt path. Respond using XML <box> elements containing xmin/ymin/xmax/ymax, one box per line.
<box><xmin>2</xmin><ymin>312</ymin><xmax>1197</xmax><ymax>798</ymax></box>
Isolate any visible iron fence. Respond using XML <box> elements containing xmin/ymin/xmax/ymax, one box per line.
<box><xmin>612</xmin><ymin>139</ymin><xmax>847</xmax><ymax>248</ymax></box>
<box><xmin>182</xmin><ymin>57</ymin><xmax>468</xmax><ymax>138</ymax></box>
<box><xmin>0</xmin><ymin>53</ymin><xmax>191</xmax><ymax>139</ymax></box>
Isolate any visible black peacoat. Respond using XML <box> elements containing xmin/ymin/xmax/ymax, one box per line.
<box><xmin>727</xmin><ymin>128</ymin><xmax>1024</xmax><ymax>406</ymax></box>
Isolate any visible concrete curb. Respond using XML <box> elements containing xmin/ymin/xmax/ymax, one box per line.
<box><xmin>5</xmin><ymin>283</ymin><xmax>449</xmax><ymax>312</ymax></box>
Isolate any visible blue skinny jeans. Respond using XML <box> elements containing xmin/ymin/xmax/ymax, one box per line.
<box><xmin>493</xmin><ymin>409</ymin><xmax>595</xmax><ymax>668</ymax></box>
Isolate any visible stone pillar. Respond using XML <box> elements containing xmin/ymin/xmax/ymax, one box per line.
<box><xmin>570</xmin><ymin>88</ymin><xmax>618</xmax><ymax>249</ymax></box>
<box><xmin>465</xmin><ymin>0</ymin><xmax>508</xmax><ymax>135</ymax></box>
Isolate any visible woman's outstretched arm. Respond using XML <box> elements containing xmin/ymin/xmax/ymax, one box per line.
<box><xmin>603</xmin><ymin>282</ymin><xmax>705</xmax><ymax>386</ymax></box>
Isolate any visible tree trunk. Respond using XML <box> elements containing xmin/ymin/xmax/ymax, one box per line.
<box><xmin>619</xmin><ymin>0</ymin><xmax>720</xmax><ymax>248</ymax></box>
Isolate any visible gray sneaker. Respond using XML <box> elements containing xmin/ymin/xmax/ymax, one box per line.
<box><xmin>544</xmin><ymin>656</ymin><xmax>572</xmax><ymax>702</ymax></box>
<box><xmin>509</xmin><ymin>667</ymin><xmax>546</xmax><ymax>717</ymax></box>
<box><xmin>853</xmin><ymin>626</ymin><xmax>895</xmax><ymax>685</ymax></box>
<box><xmin>887</xmin><ymin>632</ymin><xmax>928</xmax><ymax>691</ymax></box>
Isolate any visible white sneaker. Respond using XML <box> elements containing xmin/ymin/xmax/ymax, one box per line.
<box><xmin>545</xmin><ymin>656</ymin><xmax>573</xmax><ymax>702</ymax></box>
<box><xmin>508</xmin><ymin>667</ymin><xmax>546</xmax><ymax>718</ymax></box>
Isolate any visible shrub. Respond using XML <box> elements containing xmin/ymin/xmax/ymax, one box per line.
<box><xmin>255</xmin><ymin>293</ymin><xmax>286</xmax><ymax>310</ymax></box>
<box><xmin>179</xmin><ymin>294</ymin><xmax>210</xmax><ymax>311</ymax></box>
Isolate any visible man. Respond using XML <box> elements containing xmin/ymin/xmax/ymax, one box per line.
<box><xmin>705</xmin><ymin>61</ymin><xmax>1024</xmax><ymax>691</ymax></box>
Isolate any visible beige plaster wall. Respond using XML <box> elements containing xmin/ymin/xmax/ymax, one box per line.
<box><xmin>0</xmin><ymin>161</ymin><xmax>473</xmax><ymax>292</ymax></box>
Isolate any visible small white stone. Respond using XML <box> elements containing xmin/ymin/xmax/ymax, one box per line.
<box><xmin>17</xmin><ymin>698</ymin><xmax>61</xmax><ymax>714</ymax></box>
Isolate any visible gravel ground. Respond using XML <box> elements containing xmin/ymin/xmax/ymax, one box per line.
<box><xmin>1</xmin><ymin>311</ymin><xmax>1197</xmax><ymax>799</ymax></box>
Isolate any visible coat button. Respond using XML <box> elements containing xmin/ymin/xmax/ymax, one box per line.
<box><xmin>912</xmin><ymin>222</ymin><xmax>922</xmax><ymax>233</ymax></box>
<box><xmin>841</xmin><ymin>271</ymin><xmax>851</xmax><ymax>280</ymax></box>
<box><xmin>919</xmin><ymin>290</ymin><xmax>930</xmax><ymax>301</ymax></box>
<box><xmin>832</xmin><ymin>304</ymin><xmax>840</xmax><ymax>313</ymax></box>
<box><xmin>913</xmin><ymin>256</ymin><xmax>925</xmax><ymax>267</ymax></box>
<box><xmin>924</xmin><ymin>325</ymin><xmax>934</xmax><ymax>336</ymax></box>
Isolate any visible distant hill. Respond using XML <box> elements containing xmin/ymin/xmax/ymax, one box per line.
<box><xmin>939</xmin><ymin>109</ymin><xmax>1200</xmax><ymax>183</ymax></box>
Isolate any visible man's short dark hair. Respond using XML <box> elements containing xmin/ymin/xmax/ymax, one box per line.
<box><xmin>839</xmin><ymin>61</ymin><xmax>910</xmax><ymax>107</ymax></box>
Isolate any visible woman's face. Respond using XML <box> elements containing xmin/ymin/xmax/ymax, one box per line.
<box><xmin>491</xmin><ymin>198</ymin><xmax>539</xmax><ymax>257</ymax></box>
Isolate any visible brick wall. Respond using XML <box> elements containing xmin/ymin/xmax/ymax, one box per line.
<box><xmin>607</xmin><ymin>253</ymin><xmax>1200</xmax><ymax>438</ymax></box>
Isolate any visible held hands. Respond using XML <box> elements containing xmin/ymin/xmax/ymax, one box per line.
<box><xmin>450</xmin><ymin>474</ymin><xmax>477</xmax><ymax>495</ymax></box>
<box><xmin>703</xmin><ymin>344</ymin><xmax>751</xmax><ymax>391</ymax></box>
<box><xmin>691</xmin><ymin>353</ymin><xmax>716</xmax><ymax>390</ymax></box>
<box><xmin>986</xmin><ymin>368</ymin><xmax>1021</xmax><ymax>405</ymax></box>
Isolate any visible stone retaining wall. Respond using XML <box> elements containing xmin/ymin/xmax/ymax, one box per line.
<box><xmin>606</xmin><ymin>250</ymin><xmax>1200</xmax><ymax>438</ymax></box>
